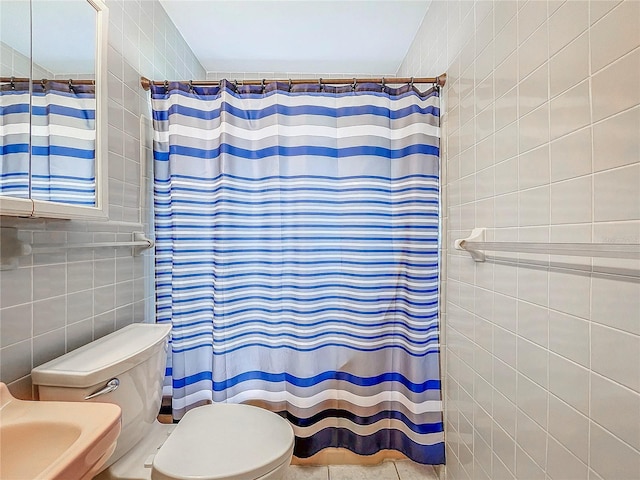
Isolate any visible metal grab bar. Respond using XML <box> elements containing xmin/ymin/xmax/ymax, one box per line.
<box><xmin>455</xmin><ymin>228</ymin><xmax>640</xmax><ymax>262</ymax></box>
<box><xmin>29</xmin><ymin>233</ymin><xmax>153</xmax><ymax>254</ymax></box>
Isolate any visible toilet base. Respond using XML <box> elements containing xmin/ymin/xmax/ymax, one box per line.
<box><xmin>94</xmin><ymin>421</ymin><xmax>176</xmax><ymax>480</ymax></box>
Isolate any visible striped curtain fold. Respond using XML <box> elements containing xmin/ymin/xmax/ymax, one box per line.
<box><xmin>0</xmin><ymin>81</ymin><xmax>30</xmax><ymax>197</ymax></box>
<box><xmin>31</xmin><ymin>81</ymin><xmax>96</xmax><ymax>205</ymax></box>
<box><xmin>152</xmin><ymin>80</ymin><xmax>445</xmax><ymax>464</ymax></box>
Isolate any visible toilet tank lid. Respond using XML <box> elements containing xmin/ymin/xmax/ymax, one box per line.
<box><xmin>32</xmin><ymin>323</ymin><xmax>172</xmax><ymax>388</ymax></box>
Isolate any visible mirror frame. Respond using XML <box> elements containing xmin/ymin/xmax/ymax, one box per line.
<box><xmin>0</xmin><ymin>0</ymin><xmax>109</xmax><ymax>220</ymax></box>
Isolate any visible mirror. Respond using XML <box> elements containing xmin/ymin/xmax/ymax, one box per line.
<box><xmin>0</xmin><ymin>0</ymin><xmax>108</xmax><ymax>219</ymax></box>
<box><xmin>0</xmin><ymin>1</ymin><xmax>31</xmax><ymax>202</ymax></box>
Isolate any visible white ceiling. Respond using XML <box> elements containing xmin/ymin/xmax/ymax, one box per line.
<box><xmin>159</xmin><ymin>0</ymin><xmax>431</xmax><ymax>75</ymax></box>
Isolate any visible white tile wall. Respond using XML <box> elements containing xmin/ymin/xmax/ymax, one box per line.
<box><xmin>398</xmin><ymin>1</ymin><xmax>640</xmax><ymax>478</ymax></box>
<box><xmin>0</xmin><ymin>0</ymin><xmax>205</xmax><ymax>397</ymax></box>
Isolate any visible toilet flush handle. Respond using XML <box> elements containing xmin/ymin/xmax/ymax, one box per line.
<box><xmin>85</xmin><ymin>378</ymin><xmax>120</xmax><ymax>400</ymax></box>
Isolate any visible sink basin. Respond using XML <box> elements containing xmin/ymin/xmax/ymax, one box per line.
<box><xmin>0</xmin><ymin>382</ymin><xmax>121</xmax><ymax>480</ymax></box>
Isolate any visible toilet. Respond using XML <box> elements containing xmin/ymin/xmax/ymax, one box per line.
<box><xmin>31</xmin><ymin>324</ymin><xmax>295</xmax><ymax>480</ymax></box>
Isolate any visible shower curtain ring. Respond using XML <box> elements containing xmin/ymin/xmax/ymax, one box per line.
<box><xmin>410</xmin><ymin>77</ymin><xmax>414</xmax><ymax>88</ymax></box>
<box><xmin>164</xmin><ymin>80</ymin><xmax>169</xmax><ymax>93</ymax></box>
<box><xmin>41</xmin><ymin>78</ymin><xmax>46</xmax><ymax>89</ymax></box>
<box><xmin>189</xmin><ymin>80</ymin><xmax>194</xmax><ymax>93</ymax></box>
<box><xmin>261</xmin><ymin>78</ymin><xmax>266</xmax><ymax>92</ymax></box>
<box><xmin>352</xmin><ymin>78</ymin><xmax>357</xmax><ymax>91</ymax></box>
<box><xmin>10</xmin><ymin>76</ymin><xmax>15</xmax><ymax>90</ymax></box>
<box><xmin>69</xmin><ymin>79</ymin><xmax>74</xmax><ymax>92</ymax></box>
<box><xmin>381</xmin><ymin>77</ymin><xmax>385</xmax><ymax>90</ymax></box>
<box><xmin>288</xmin><ymin>78</ymin><xmax>292</xmax><ymax>92</ymax></box>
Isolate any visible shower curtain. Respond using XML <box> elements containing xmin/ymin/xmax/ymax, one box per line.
<box><xmin>151</xmin><ymin>80</ymin><xmax>444</xmax><ymax>464</ymax></box>
<box><xmin>0</xmin><ymin>80</ymin><xmax>30</xmax><ymax>197</ymax></box>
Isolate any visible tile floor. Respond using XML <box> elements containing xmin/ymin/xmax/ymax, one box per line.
<box><xmin>283</xmin><ymin>461</ymin><xmax>441</xmax><ymax>480</ymax></box>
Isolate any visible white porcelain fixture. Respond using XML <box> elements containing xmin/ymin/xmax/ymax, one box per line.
<box><xmin>0</xmin><ymin>382</ymin><xmax>121</xmax><ymax>480</ymax></box>
<box><xmin>31</xmin><ymin>323</ymin><xmax>295</xmax><ymax>480</ymax></box>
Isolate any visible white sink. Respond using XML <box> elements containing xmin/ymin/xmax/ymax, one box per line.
<box><xmin>0</xmin><ymin>382</ymin><xmax>121</xmax><ymax>480</ymax></box>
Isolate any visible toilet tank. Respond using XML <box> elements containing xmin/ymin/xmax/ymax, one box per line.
<box><xmin>32</xmin><ymin>323</ymin><xmax>172</xmax><ymax>471</ymax></box>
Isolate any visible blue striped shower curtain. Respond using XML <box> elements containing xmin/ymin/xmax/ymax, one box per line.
<box><xmin>0</xmin><ymin>80</ymin><xmax>96</xmax><ymax>204</ymax></box>
<box><xmin>0</xmin><ymin>80</ymin><xmax>30</xmax><ymax>197</ymax></box>
<box><xmin>151</xmin><ymin>80</ymin><xmax>444</xmax><ymax>464</ymax></box>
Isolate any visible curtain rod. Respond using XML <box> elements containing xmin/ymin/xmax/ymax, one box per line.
<box><xmin>0</xmin><ymin>77</ymin><xmax>95</xmax><ymax>86</ymax></box>
<box><xmin>140</xmin><ymin>74</ymin><xmax>446</xmax><ymax>91</ymax></box>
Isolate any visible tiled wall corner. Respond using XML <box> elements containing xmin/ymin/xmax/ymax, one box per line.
<box><xmin>0</xmin><ymin>0</ymin><xmax>206</xmax><ymax>398</ymax></box>
<box><xmin>400</xmin><ymin>1</ymin><xmax>640</xmax><ymax>479</ymax></box>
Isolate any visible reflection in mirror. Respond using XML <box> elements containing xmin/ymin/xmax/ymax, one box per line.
<box><xmin>0</xmin><ymin>0</ymin><xmax>31</xmax><ymax>198</ymax></box>
<box><xmin>31</xmin><ymin>0</ymin><xmax>97</xmax><ymax>206</ymax></box>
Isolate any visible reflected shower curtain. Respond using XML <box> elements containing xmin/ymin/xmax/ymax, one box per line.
<box><xmin>30</xmin><ymin>81</ymin><xmax>96</xmax><ymax>205</ymax></box>
<box><xmin>0</xmin><ymin>80</ymin><xmax>30</xmax><ymax>197</ymax></box>
<box><xmin>152</xmin><ymin>80</ymin><xmax>445</xmax><ymax>464</ymax></box>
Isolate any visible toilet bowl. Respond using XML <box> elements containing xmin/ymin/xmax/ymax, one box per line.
<box><xmin>31</xmin><ymin>324</ymin><xmax>295</xmax><ymax>480</ymax></box>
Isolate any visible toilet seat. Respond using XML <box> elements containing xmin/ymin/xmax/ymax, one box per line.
<box><xmin>152</xmin><ymin>404</ymin><xmax>295</xmax><ymax>480</ymax></box>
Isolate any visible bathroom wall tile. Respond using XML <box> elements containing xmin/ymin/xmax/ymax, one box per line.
<box><xmin>33</xmin><ymin>296</ymin><xmax>66</xmax><ymax>336</ymax></box>
<box><xmin>66</xmin><ymin>318</ymin><xmax>94</xmax><ymax>352</ymax></box>
<box><xmin>0</xmin><ymin>304</ymin><xmax>32</xmax><ymax>348</ymax></box>
<box><xmin>590</xmin><ymin>0</ymin><xmax>622</xmax><ymax>25</ymax></box>
<box><xmin>493</xmin><ymin>325</ymin><xmax>516</xmax><ymax>368</ymax></box>
<box><xmin>33</xmin><ymin>328</ymin><xmax>66</xmax><ymax>368</ymax></box>
<box><xmin>517</xmin><ymin>266</ymin><xmax>549</xmax><ymax>307</ymax></box>
<box><xmin>518</xmin><ymin>0</ymin><xmax>547</xmax><ymax>45</ymax></box>
<box><xmin>518</xmin><ymin>23</ymin><xmax>548</xmax><ymax>81</ymax></box>
<box><xmin>549</xmin><ymin>33</ymin><xmax>589</xmax><ymax>98</ymax></box>
<box><xmin>591</xmin><ymin>276</ymin><xmax>640</xmax><ymax>335</ymax></box>
<box><xmin>590</xmin><ymin>373</ymin><xmax>640</xmax><ymax>451</ymax></box>
<box><xmin>517</xmin><ymin>300</ymin><xmax>549</xmax><ymax>348</ymax></box>
<box><xmin>33</xmin><ymin>264</ymin><xmax>66</xmax><ymax>301</ymax></box>
<box><xmin>548</xmin><ymin>394</ymin><xmax>589</xmax><ymax>462</ymax></box>
<box><xmin>518</xmin><ymin>145</ymin><xmax>549</xmax><ymax>190</ymax></box>
<box><xmin>494</xmin><ymin>16</ymin><xmax>516</xmax><ymax>67</ymax></box>
<box><xmin>66</xmin><ymin>289</ymin><xmax>94</xmax><ymax>326</ymax></box>
<box><xmin>547</xmin><ymin>436</ymin><xmax>588</xmax><ymax>480</ymax></box>
<box><xmin>589</xmin><ymin>422</ymin><xmax>640</xmax><ymax>480</ymax></box>
<box><xmin>591</xmin><ymin>324</ymin><xmax>640</xmax><ymax>392</ymax></box>
<box><xmin>0</xmin><ymin>340</ymin><xmax>31</xmax><ymax>384</ymax></box>
<box><xmin>515</xmin><ymin>446</ymin><xmax>545</xmax><ymax>480</ymax></box>
<box><xmin>518</xmin><ymin>185</ymin><xmax>550</xmax><ymax>227</ymax></box>
<box><xmin>0</xmin><ymin>267</ymin><xmax>31</xmax><ymax>308</ymax></box>
<box><xmin>549</xmin><ymin>310</ymin><xmax>590</xmax><ymax>367</ymax></box>
<box><xmin>495</xmin><ymin>87</ymin><xmax>517</xmax><ymax>132</ymax></box>
<box><xmin>594</xmin><ymin>164</ymin><xmax>640</xmax><ymax>222</ymax></box>
<box><xmin>548</xmin><ymin>0</ymin><xmax>589</xmax><ymax>57</ymax></box>
<box><xmin>494</xmin><ymin>1</ymin><xmax>517</xmax><ymax>35</ymax></box>
<box><xmin>493</xmin><ymin>422</ymin><xmax>516</xmax><ymax>475</ymax></box>
<box><xmin>592</xmin><ymin>49</ymin><xmax>640</xmax><ymax>123</ymax></box>
<box><xmin>550</xmin><ymin>80</ymin><xmax>591</xmax><ymax>141</ymax></box>
<box><xmin>593</xmin><ymin>106</ymin><xmax>640</xmax><ymax>172</ymax></box>
<box><xmin>519</xmin><ymin>103</ymin><xmax>549</xmax><ymax>153</ymax></box>
<box><xmin>494</xmin><ymin>357</ymin><xmax>517</xmax><ymax>403</ymax></box>
<box><xmin>400</xmin><ymin>0</ymin><xmax>640</xmax><ymax>476</ymax></box>
<box><xmin>516</xmin><ymin>337</ymin><xmax>548</xmax><ymax>388</ymax></box>
<box><xmin>548</xmin><ymin>353</ymin><xmax>590</xmax><ymax>414</ymax></box>
<box><xmin>516</xmin><ymin>374</ymin><xmax>548</xmax><ymax>427</ymax></box>
<box><xmin>590</xmin><ymin>0</ymin><xmax>640</xmax><ymax>73</ymax></box>
<box><xmin>93</xmin><ymin>310</ymin><xmax>116</xmax><ymax>340</ymax></box>
<box><xmin>550</xmin><ymin>176</ymin><xmax>592</xmax><ymax>225</ymax></box>
<box><xmin>495</xmin><ymin>52</ymin><xmax>518</xmax><ymax>100</ymax></box>
<box><xmin>519</xmin><ymin>64</ymin><xmax>549</xmax><ymax>118</ymax></box>
<box><xmin>550</xmin><ymin>127</ymin><xmax>592</xmax><ymax>182</ymax></box>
